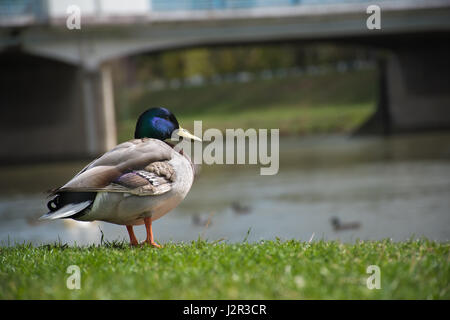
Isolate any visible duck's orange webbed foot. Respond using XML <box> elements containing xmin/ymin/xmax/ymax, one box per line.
<box><xmin>126</xmin><ymin>225</ymin><xmax>139</xmax><ymax>247</ymax></box>
<box><xmin>143</xmin><ymin>217</ymin><xmax>162</xmax><ymax>248</ymax></box>
<box><xmin>141</xmin><ymin>240</ymin><xmax>162</xmax><ymax>248</ymax></box>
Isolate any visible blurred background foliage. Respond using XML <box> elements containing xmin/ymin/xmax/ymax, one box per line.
<box><xmin>110</xmin><ymin>43</ymin><xmax>378</xmax><ymax>142</ymax></box>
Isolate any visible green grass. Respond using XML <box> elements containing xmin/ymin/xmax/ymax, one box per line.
<box><xmin>1</xmin><ymin>239</ymin><xmax>449</xmax><ymax>299</ymax></box>
<box><xmin>116</xmin><ymin>70</ymin><xmax>377</xmax><ymax>142</ymax></box>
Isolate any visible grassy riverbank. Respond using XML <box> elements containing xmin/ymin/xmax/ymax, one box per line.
<box><xmin>116</xmin><ymin>69</ymin><xmax>377</xmax><ymax>142</ymax></box>
<box><xmin>1</xmin><ymin>239</ymin><xmax>448</xmax><ymax>299</ymax></box>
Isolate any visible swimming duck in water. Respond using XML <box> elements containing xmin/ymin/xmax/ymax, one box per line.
<box><xmin>40</xmin><ymin>107</ymin><xmax>201</xmax><ymax>247</ymax></box>
<box><xmin>330</xmin><ymin>217</ymin><xmax>361</xmax><ymax>232</ymax></box>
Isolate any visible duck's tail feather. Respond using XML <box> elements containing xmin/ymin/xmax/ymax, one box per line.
<box><xmin>39</xmin><ymin>201</ymin><xmax>92</xmax><ymax>220</ymax></box>
<box><xmin>40</xmin><ymin>192</ymin><xmax>96</xmax><ymax>220</ymax></box>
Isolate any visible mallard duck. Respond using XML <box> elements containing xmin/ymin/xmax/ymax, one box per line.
<box><xmin>40</xmin><ymin>107</ymin><xmax>201</xmax><ymax>247</ymax></box>
<box><xmin>231</xmin><ymin>201</ymin><xmax>251</xmax><ymax>215</ymax></box>
<box><xmin>330</xmin><ymin>217</ymin><xmax>361</xmax><ymax>232</ymax></box>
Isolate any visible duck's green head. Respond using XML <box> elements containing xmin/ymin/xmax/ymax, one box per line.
<box><xmin>134</xmin><ymin>107</ymin><xmax>201</xmax><ymax>142</ymax></box>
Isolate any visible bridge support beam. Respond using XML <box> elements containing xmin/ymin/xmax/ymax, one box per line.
<box><xmin>0</xmin><ymin>52</ymin><xmax>116</xmax><ymax>163</ymax></box>
<box><xmin>384</xmin><ymin>46</ymin><xmax>450</xmax><ymax>133</ymax></box>
<box><xmin>358</xmin><ymin>43</ymin><xmax>450</xmax><ymax>135</ymax></box>
<box><xmin>81</xmin><ymin>64</ymin><xmax>117</xmax><ymax>157</ymax></box>
<box><xmin>360</xmin><ymin>43</ymin><xmax>450</xmax><ymax>135</ymax></box>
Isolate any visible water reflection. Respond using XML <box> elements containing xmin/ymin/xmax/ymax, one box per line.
<box><xmin>0</xmin><ymin>132</ymin><xmax>449</xmax><ymax>245</ymax></box>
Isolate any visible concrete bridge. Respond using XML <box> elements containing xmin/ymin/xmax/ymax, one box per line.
<box><xmin>1</xmin><ymin>0</ymin><xmax>450</xmax><ymax>161</ymax></box>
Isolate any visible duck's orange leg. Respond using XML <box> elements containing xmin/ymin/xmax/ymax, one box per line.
<box><xmin>126</xmin><ymin>225</ymin><xmax>139</xmax><ymax>246</ymax></box>
<box><xmin>143</xmin><ymin>217</ymin><xmax>161</xmax><ymax>248</ymax></box>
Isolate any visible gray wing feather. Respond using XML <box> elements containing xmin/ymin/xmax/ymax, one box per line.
<box><xmin>51</xmin><ymin>139</ymin><xmax>175</xmax><ymax>195</ymax></box>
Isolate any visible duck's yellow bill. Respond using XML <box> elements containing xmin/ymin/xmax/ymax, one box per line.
<box><xmin>176</xmin><ymin>127</ymin><xmax>202</xmax><ymax>142</ymax></box>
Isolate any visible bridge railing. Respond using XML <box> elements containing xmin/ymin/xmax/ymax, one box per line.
<box><xmin>0</xmin><ymin>0</ymin><xmax>435</xmax><ymax>26</ymax></box>
<box><xmin>0</xmin><ymin>0</ymin><xmax>47</xmax><ymax>25</ymax></box>
<box><xmin>149</xmin><ymin>0</ymin><xmax>400</xmax><ymax>11</ymax></box>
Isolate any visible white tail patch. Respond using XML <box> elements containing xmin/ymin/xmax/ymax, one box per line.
<box><xmin>39</xmin><ymin>201</ymin><xmax>92</xmax><ymax>220</ymax></box>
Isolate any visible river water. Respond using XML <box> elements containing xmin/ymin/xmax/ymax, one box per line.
<box><xmin>0</xmin><ymin>132</ymin><xmax>449</xmax><ymax>245</ymax></box>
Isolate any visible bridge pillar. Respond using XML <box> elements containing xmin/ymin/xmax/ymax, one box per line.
<box><xmin>81</xmin><ymin>64</ymin><xmax>117</xmax><ymax>157</ymax></box>
<box><xmin>357</xmin><ymin>44</ymin><xmax>450</xmax><ymax>135</ymax></box>
<box><xmin>385</xmin><ymin>46</ymin><xmax>450</xmax><ymax>133</ymax></box>
<box><xmin>0</xmin><ymin>52</ymin><xmax>116</xmax><ymax>163</ymax></box>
